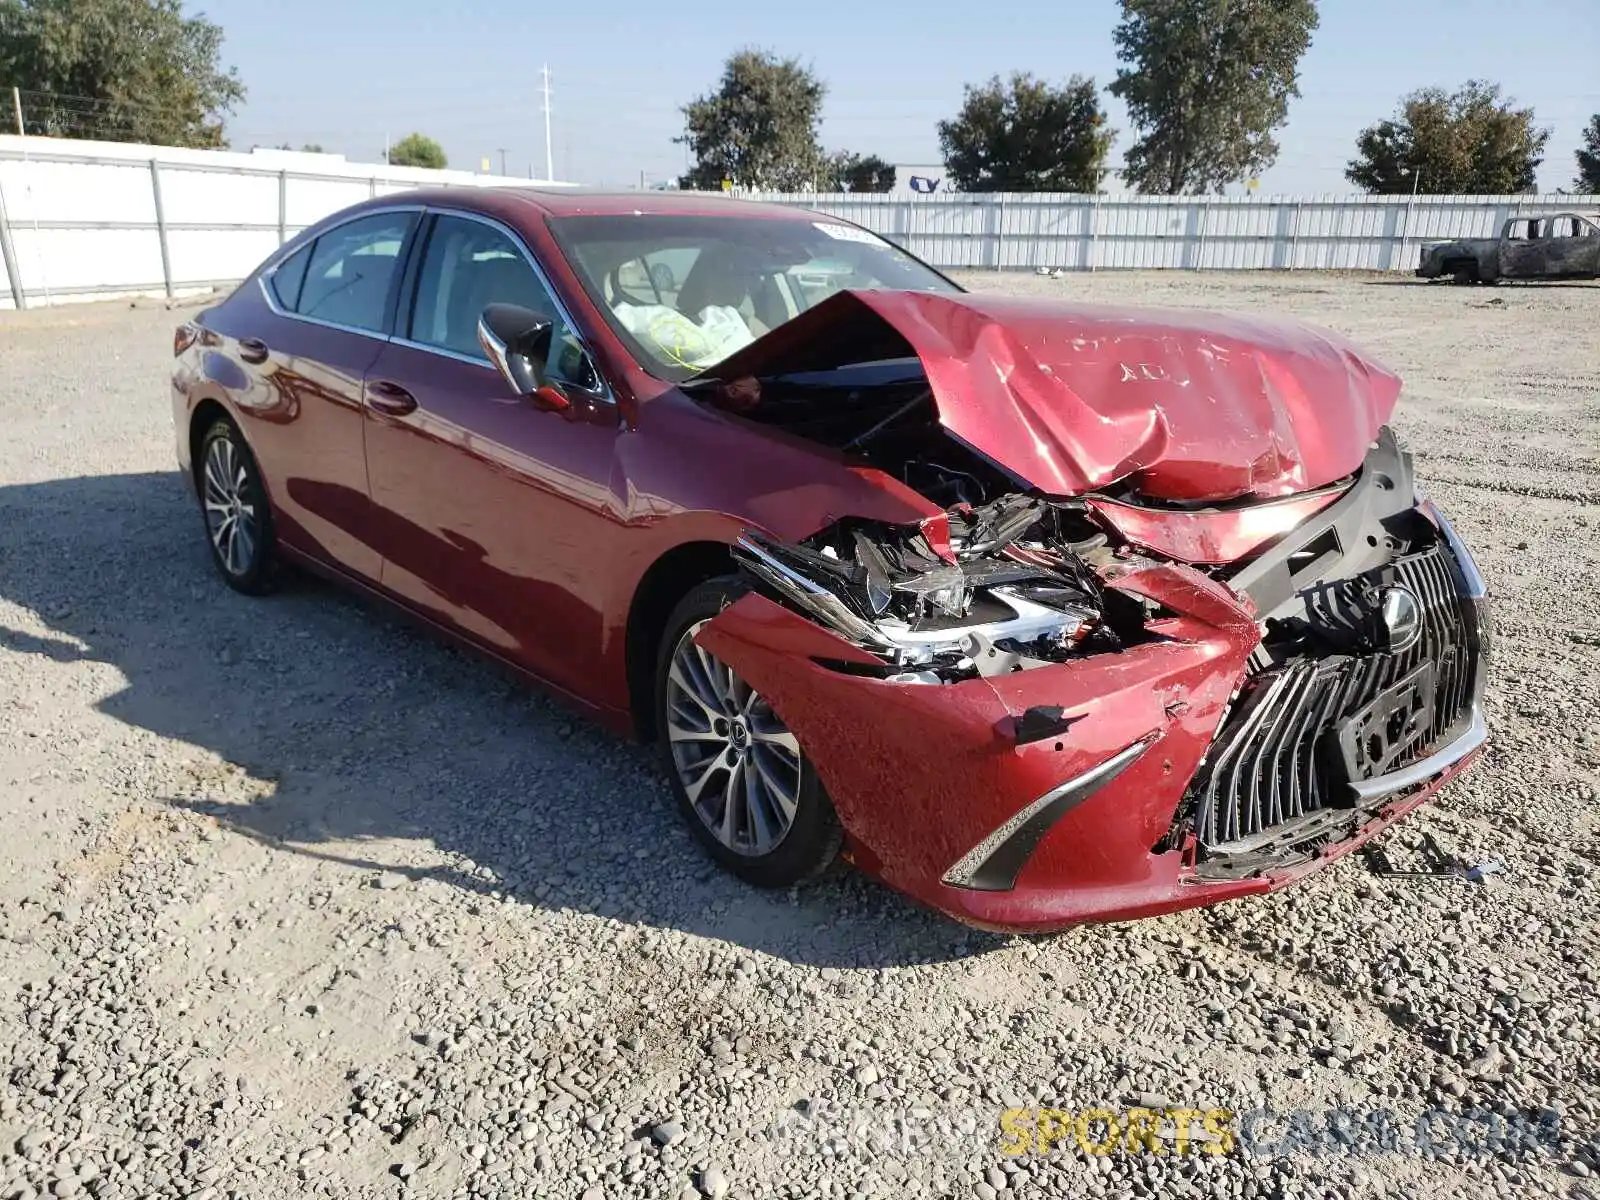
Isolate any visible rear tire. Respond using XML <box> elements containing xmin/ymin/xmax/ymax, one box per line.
<box><xmin>1449</xmin><ymin>262</ymin><xmax>1479</xmax><ymax>286</ymax></box>
<box><xmin>654</xmin><ymin>577</ymin><xmax>842</xmax><ymax>888</ymax></box>
<box><xmin>197</xmin><ymin>416</ymin><xmax>279</xmax><ymax>596</ymax></box>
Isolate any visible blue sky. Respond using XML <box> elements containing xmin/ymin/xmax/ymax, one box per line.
<box><xmin>208</xmin><ymin>0</ymin><xmax>1597</xmax><ymax>192</ymax></box>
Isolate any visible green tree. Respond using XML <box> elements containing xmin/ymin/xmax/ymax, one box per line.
<box><xmin>1575</xmin><ymin>114</ymin><xmax>1600</xmax><ymax>192</ymax></box>
<box><xmin>1109</xmin><ymin>0</ymin><xmax>1318</xmax><ymax>194</ymax></box>
<box><xmin>677</xmin><ymin>50</ymin><xmax>825</xmax><ymax>191</ymax></box>
<box><xmin>1345</xmin><ymin>81</ymin><xmax>1549</xmax><ymax>194</ymax></box>
<box><xmin>936</xmin><ymin>73</ymin><xmax>1113</xmax><ymax>192</ymax></box>
<box><xmin>387</xmin><ymin>132</ymin><xmax>447</xmax><ymax>170</ymax></box>
<box><xmin>825</xmin><ymin>150</ymin><xmax>896</xmax><ymax>193</ymax></box>
<box><xmin>0</xmin><ymin>0</ymin><xmax>242</xmax><ymax>147</ymax></box>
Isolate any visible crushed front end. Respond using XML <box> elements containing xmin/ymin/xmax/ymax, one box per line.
<box><xmin>694</xmin><ymin>428</ymin><xmax>1489</xmax><ymax>931</ymax></box>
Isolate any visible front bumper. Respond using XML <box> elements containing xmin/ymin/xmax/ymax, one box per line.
<box><xmin>697</xmin><ymin>501</ymin><xmax>1490</xmax><ymax>934</ymax></box>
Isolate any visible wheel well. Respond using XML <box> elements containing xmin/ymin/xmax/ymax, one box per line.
<box><xmin>188</xmin><ymin>399</ymin><xmax>231</xmax><ymax>486</ymax></box>
<box><xmin>626</xmin><ymin>540</ymin><xmax>735</xmax><ymax>743</ymax></box>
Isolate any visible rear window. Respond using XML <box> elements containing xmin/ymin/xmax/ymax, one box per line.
<box><xmin>292</xmin><ymin>213</ymin><xmax>415</xmax><ymax>333</ymax></box>
<box><xmin>268</xmin><ymin>243</ymin><xmax>311</xmax><ymax>310</ymax></box>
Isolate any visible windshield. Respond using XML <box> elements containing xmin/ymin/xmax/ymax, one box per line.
<box><xmin>547</xmin><ymin>214</ymin><xmax>960</xmax><ymax>382</ymax></box>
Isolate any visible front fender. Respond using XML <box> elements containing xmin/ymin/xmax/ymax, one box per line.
<box><xmin>695</xmin><ymin>565</ymin><xmax>1261</xmax><ymax>920</ymax></box>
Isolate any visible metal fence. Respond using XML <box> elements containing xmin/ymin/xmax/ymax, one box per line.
<box><xmin>0</xmin><ymin>135</ymin><xmax>545</xmax><ymax>310</ymax></box>
<box><xmin>759</xmin><ymin>191</ymin><xmax>1600</xmax><ymax>272</ymax></box>
<box><xmin>2</xmin><ymin>135</ymin><xmax>1598</xmax><ymax>309</ymax></box>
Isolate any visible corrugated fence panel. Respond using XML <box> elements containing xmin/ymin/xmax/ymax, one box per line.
<box><xmin>284</xmin><ymin>177</ymin><xmax>376</xmax><ymax>229</ymax></box>
<box><xmin>166</xmin><ymin>228</ymin><xmax>281</xmax><ymax>288</ymax></box>
<box><xmin>0</xmin><ymin>156</ymin><xmax>155</xmax><ymax>224</ymax></box>
<box><xmin>761</xmin><ymin>190</ymin><xmax>1600</xmax><ymax>273</ymax></box>
<box><xmin>0</xmin><ymin>135</ymin><xmax>543</xmax><ymax>307</ymax></box>
<box><xmin>8</xmin><ymin>226</ymin><xmax>163</xmax><ymax>293</ymax></box>
<box><xmin>1</xmin><ymin>139</ymin><xmax>1596</xmax><ymax>309</ymax></box>
<box><xmin>159</xmin><ymin>164</ymin><xmax>279</xmax><ymax>226</ymax></box>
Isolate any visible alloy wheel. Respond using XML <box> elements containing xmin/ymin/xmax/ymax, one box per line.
<box><xmin>664</xmin><ymin>621</ymin><xmax>803</xmax><ymax>856</ymax></box>
<box><xmin>202</xmin><ymin>433</ymin><xmax>258</xmax><ymax>577</ymax></box>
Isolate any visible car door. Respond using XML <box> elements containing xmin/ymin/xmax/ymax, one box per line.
<box><xmin>1498</xmin><ymin>217</ymin><xmax>1556</xmax><ymax>278</ymax></box>
<box><xmin>1579</xmin><ymin>216</ymin><xmax>1600</xmax><ymax>276</ymax></box>
<box><xmin>1543</xmin><ymin>214</ymin><xmax>1600</xmax><ymax>276</ymax></box>
<box><xmin>361</xmin><ymin>209</ymin><xmax>624</xmax><ymax>697</ymax></box>
<box><xmin>225</xmin><ymin>208</ymin><xmax>419</xmax><ymax>580</ymax></box>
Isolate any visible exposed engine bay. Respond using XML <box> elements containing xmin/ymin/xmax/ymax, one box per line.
<box><xmin>697</xmin><ymin>361</ymin><xmax>1022</xmax><ymax>508</ymax></box>
<box><xmin>703</xmin><ymin>361</ymin><xmax>1228</xmax><ymax>685</ymax></box>
<box><xmin>731</xmin><ymin>494</ymin><xmax>1159</xmax><ymax>685</ymax></box>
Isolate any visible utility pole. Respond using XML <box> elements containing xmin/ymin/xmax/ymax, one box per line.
<box><xmin>540</xmin><ymin>65</ymin><xmax>554</xmax><ymax>182</ymax></box>
<box><xmin>497</xmin><ymin>148</ymin><xmax>507</xmax><ymax>176</ymax></box>
<box><xmin>12</xmin><ymin>87</ymin><xmax>23</xmax><ymax>136</ymax></box>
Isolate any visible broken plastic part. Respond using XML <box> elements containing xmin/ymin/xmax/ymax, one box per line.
<box><xmin>732</xmin><ymin>494</ymin><xmax>1116</xmax><ymax>681</ymax></box>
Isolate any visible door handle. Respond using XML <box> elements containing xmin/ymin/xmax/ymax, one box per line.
<box><xmin>238</xmin><ymin>337</ymin><xmax>270</xmax><ymax>364</ymax></box>
<box><xmin>366</xmin><ymin>379</ymin><xmax>418</xmax><ymax>416</ymax></box>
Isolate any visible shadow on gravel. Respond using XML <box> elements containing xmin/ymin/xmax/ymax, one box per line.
<box><xmin>0</xmin><ymin>471</ymin><xmax>1006</xmax><ymax>968</ymax></box>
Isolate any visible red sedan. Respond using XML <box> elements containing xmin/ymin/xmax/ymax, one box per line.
<box><xmin>171</xmin><ymin>187</ymin><xmax>1489</xmax><ymax>932</ymax></box>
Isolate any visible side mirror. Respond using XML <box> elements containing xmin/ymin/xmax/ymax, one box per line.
<box><xmin>477</xmin><ymin>303</ymin><xmax>570</xmax><ymax>412</ymax></box>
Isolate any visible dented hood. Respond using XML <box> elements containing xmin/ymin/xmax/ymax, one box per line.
<box><xmin>699</xmin><ymin>289</ymin><xmax>1402</xmax><ymax>503</ymax></box>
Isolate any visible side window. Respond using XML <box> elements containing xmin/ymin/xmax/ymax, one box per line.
<box><xmin>295</xmin><ymin>213</ymin><xmax>414</xmax><ymax>333</ymax></box>
<box><xmin>269</xmin><ymin>242</ymin><xmax>312</xmax><ymax>310</ymax></box>
<box><xmin>409</xmin><ymin>214</ymin><xmax>597</xmax><ymax>389</ymax></box>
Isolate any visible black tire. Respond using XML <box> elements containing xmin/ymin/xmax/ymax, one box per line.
<box><xmin>196</xmin><ymin>416</ymin><xmax>279</xmax><ymax>595</ymax></box>
<box><xmin>654</xmin><ymin>576</ymin><xmax>842</xmax><ymax>888</ymax></box>
<box><xmin>1449</xmin><ymin>262</ymin><xmax>1478</xmax><ymax>286</ymax></box>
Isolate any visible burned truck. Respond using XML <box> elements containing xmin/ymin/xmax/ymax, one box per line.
<box><xmin>1417</xmin><ymin>212</ymin><xmax>1600</xmax><ymax>284</ymax></box>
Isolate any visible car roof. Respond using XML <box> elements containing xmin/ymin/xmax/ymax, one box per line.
<box><xmin>377</xmin><ymin>185</ymin><xmax>830</xmax><ymax>223</ymax></box>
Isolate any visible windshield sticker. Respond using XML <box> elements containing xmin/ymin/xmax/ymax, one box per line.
<box><xmin>814</xmin><ymin>222</ymin><xmax>887</xmax><ymax>246</ymax></box>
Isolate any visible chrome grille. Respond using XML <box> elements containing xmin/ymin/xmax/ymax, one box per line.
<box><xmin>1191</xmin><ymin>542</ymin><xmax>1478</xmax><ymax>854</ymax></box>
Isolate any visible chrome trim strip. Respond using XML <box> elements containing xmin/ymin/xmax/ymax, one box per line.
<box><xmin>732</xmin><ymin>535</ymin><xmax>885</xmax><ymax>648</ymax></box>
<box><xmin>390</xmin><ymin>335</ymin><xmax>492</xmax><ymax>369</ymax></box>
<box><xmin>941</xmin><ymin>736</ymin><xmax>1156</xmax><ymax>890</ymax></box>
<box><xmin>257</xmin><ymin>204</ymin><xmax>425</xmax><ymax>339</ymax></box>
<box><xmin>258</xmin><ymin>273</ymin><xmax>392</xmax><ymax>342</ymax></box>
<box><xmin>1425</xmin><ymin>502</ymin><xmax>1488</xmax><ymax>600</ymax></box>
<box><xmin>253</xmin><ymin>202</ymin><xmax>614</xmax><ymax>405</ymax></box>
<box><xmin>1347</xmin><ymin>705</ymin><xmax>1487</xmax><ymax>802</ymax></box>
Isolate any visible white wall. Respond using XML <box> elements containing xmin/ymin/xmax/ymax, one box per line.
<box><xmin>758</xmin><ymin>191</ymin><xmax>1600</xmax><ymax>272</ymax></box>
<box><xmin>2</xmin><ymin>137</ymin><xmax>1596</xmax><ymax>309</ymax></box>
<box><xmin>0</xmin><ymin>135</ymin><xmax>569</xmax><ymax>309</ymax></box>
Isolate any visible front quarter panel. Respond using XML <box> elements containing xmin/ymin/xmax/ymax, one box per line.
<box><xmin>695</xmin><ymin>564</ymin><xmax>1262</xmax><ymax>928</ymax></box>
<box><xmin>597</xmin><ymin>391</ymin><xmax>942</xmax><ymax>695</ymax></box>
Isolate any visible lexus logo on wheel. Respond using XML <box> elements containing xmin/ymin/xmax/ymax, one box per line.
<box><xmin>1380</xmin><ymin>586</ymin><xmax>1423</xmax><ymax>652</ymax></box>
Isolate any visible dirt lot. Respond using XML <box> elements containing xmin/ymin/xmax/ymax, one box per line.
<box><xmin>1</xmin><ymin>271</ymin><xmax>1597</xmax><ymax>1200</ymax></box>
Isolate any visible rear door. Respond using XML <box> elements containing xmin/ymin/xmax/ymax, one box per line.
<box><xmin>1499</xmin><ymin>217</ymin><xmax>1558</xmax><ymax>278</ymax></box>
<box><xmin>217</xmin><ymin>208</ymin><xmax>419</xmax><ymax>580</ymax></box>
<box><xmin>1541</xmin><ymin>214</ymin><xmax>1600</xmax><ymax>276</ymax></box>
<box><xmin>360</xmin><ymin>209</ymin><xmax>623</xmax><ymax>695</ymax></box>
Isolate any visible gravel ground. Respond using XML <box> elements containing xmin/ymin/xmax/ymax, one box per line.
<box><xmin>1</xmin><ymin>271</ymin><xmax>1597</xmax><ymax>1200</ymax></box>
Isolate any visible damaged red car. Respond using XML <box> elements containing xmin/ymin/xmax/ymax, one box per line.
<box><xmin>171</xmin><ymin>188</ymin><xmax>1490</xmax><ymax>932</ymax></box>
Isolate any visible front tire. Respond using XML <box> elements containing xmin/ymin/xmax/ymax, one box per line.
<box><xmin>197</xmin><ymin>417</ymin><xmax>279</xmax><ymax>595</ymax></box>
<box><xmin>654</xmin><ymin>577</ymin><xmax>842</xmax><ymax>888</ymax></box>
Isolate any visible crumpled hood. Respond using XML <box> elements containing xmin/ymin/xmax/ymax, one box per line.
<box><xmin>699</xmin><ymin>289</ymin><xmax>1402</xmax><ymax>503</ymax></box>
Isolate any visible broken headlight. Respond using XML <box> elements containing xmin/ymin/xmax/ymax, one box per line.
<box><xmin>732</xmin><ymin>496</ymin><xmax>1113</xmax><ymax>682</ymax></box>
